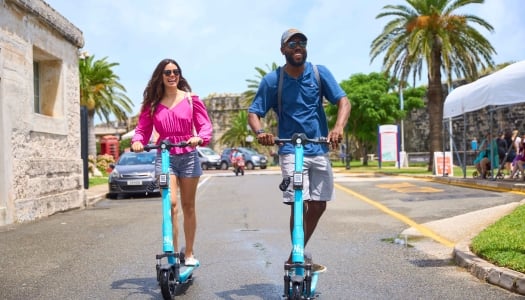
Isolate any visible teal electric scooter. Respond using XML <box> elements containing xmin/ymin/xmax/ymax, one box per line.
<box><xmin>145</xmin><ymin>140</ymin><xmax>199</xmax><ymax>299</ymax></box>
<box><xmin>275</xmin><ymin>133</ymin><xmax>329</xmax><ymax>300</ymax></box>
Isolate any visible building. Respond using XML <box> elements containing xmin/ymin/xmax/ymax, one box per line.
<box><xmin>0</xmin><ymin>0</ymin><xmax>85</xmax><ymax>225</ymax></box>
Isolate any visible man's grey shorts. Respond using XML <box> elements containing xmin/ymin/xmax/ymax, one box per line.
<box><xmin>280</xmin><ymin>154</ymin><xmax>334</xmax><ymax>203</ymax></box>
<box><xmin>155</xmin><ymin>150</ymin><xmax>202</xmax><ymax>178</ymax></box>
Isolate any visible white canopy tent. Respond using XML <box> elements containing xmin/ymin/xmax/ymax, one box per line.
<box><xmin>442</xmin><ymin>60</ymin><xmax>525</xmax><ymax>178</ymax></box>
<box><xmin>444</xmin><ymin>60</ymin><xmax>525</xmax><ymax>118</ymax></box>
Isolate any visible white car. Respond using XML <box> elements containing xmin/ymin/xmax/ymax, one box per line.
<box><xmin>197</xmin><ymin>146</ymin><xmax>221</xmax><ymax>170</ymax></box>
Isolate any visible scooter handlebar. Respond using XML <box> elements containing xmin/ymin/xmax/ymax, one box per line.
<box><xmin>274</xmin><ymin>133</ymin><xmax>330</xmax><ymax>146</ymax></box>
<box><xmin>144</xmin><ymin>140</ymin><xmax>189</xmax><ymax>152</ymax></box>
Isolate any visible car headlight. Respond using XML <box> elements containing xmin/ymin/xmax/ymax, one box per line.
<box><xmin>109</xmin><ymin>169</ymin><xmax>120</xmax><ymax>179</ymax></box>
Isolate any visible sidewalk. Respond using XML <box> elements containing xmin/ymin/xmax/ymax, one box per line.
<box><xmin>85</xmin><ymin>183</ymin><xmax>108</xmax><ymax>206</ymax></box>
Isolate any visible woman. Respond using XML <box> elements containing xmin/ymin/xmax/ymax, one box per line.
<box><xmin>131</xmin><ymin>58</ymin><xmax>212</xmax><ymax>266</ymax></box>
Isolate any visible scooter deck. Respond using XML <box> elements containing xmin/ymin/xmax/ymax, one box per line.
<box><xmin>312</xmin><ymin>264</ymin><xmax>327</xmax><ymax>274</ymax></box>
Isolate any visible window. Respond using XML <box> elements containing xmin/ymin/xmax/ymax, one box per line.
<box><xmin>33</xmin><ymin>62</ymin><xmax>40</xmax><ymax>113</ymax></box>
<box><xmin>32</xmin><ymin>47</ymin><xmax>62</xmax><ymax>117</ymax></box>
<box><xmin>30</xmin><ymin>46</ymin><xmax>68</xmax><ymax>135</ymax></box>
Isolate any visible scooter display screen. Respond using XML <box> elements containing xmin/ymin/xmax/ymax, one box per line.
<box><xmin>293</xmin><ymin>172</ymin><xmax>303</xmax><ymax>189</ymax></box>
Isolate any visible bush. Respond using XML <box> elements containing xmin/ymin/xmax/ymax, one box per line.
<box><xmin>88</xmin><ymin>154</ymin><xmax>115</xmax><ymax>176</ymax></box>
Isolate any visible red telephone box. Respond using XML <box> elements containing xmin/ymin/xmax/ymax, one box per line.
<box><xmin>100</xmin><ymin>135</ymin><xmax>120</xmax><ymax>161</ymax></box>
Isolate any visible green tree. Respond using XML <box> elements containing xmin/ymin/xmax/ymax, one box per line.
<box><xmin>219</xmin><ymin>110</ymin><xmax>253</xmax><ymax>148</ymax></box>
<box><xmin>79</xmin><ymin>54</ymin><xmax>134</xmax><ymax>157</ymax></box>
<box><xmin>327</xmin><ymin>72</ymin><xmax>424</xmax><ymax>165</ymax></box>
<box><xmin>243</xmin><ymin>63</ymin><xmax>279</xmax><ymax>135</ymax></box>
<box><xmin>370</xmin><ymin>0</ymin><xmax>496</xmax><ymax>170</ymax></box>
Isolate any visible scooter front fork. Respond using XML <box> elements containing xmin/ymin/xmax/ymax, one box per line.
<box><xmin>283</xmin><ymin>263</ymin><xmax>313</xmax><ymax>299</ymax></box>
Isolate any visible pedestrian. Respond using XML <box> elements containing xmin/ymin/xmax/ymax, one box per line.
<box><xmin>131</xmin><ymin>58</ymin><xmax>213</xmax><ymax>266</ymax></box>
<box><xmin>248</xmin><ymin>29</ymin><xmax>351</xmax><ymax>270</ymax></box>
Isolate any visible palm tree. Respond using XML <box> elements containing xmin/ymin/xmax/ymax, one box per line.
<box><xmin>218</xmin><ymin>110</ymin><xmax>252</xmax><ymax>147</ymax></box>
<box><xmin>79</xmin><ymin>53</ymin><xmax>134</xmax><ymax>157</ymax></box>
<box><xmin>370</xmin><ymin>0</ymin><xmax>496</xmax><ymax>170</ymax></box>
<box><xmin>243</xmin><ymin>63</ymin><xmax>279</xmax><ymax>135</ymax></box>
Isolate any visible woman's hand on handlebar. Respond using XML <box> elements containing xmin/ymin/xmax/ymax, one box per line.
<box><xmin>257</xmin><ymin>133</ymin><xmax>275</xmax><ymax>146</ymax></box>
<box><xmin>187</xmin><ymin>136</ymin><xmax>203</xmax><ymax>148</ymax></box>
<box><xmin>131</xmin><ymin>141</ymin><xmax>144</xmax><ymax>152</ymax></box>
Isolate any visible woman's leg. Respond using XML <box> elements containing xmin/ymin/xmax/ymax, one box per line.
<box><xmin>170</xmin><ymin>175</ymin><xmax>180</xmax><ymax>252</ymax></box>
<box><xmin>179</xmin><ymin>177</ymin><xmax>200</xmax><ymax>258</ymax></box>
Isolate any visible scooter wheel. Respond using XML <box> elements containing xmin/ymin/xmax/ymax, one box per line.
<box><xmin>159</xmin><ymin>269</ymin><xmax>176</xmax><ymax>299</ymax></box>
<box><xmin>291</xmin><ymin>282</ymin><xmax>302</xmax><ymax>300</ymax></box>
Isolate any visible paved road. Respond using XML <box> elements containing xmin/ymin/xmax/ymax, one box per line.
<box><xmin>1</xmin><ymin>171</ymin><xmax>523</xmax><ymax>299</ymax></box>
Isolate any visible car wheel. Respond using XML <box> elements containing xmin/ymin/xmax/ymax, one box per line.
<box><xmin>220</xmin><ymin>161</ymin><xmax>229</xmax><ymax>170</ymax></box>
<box><xmin>107</xmin><ymin>192</ymin><xmax>118</xmax><ymax>200</ymax></box>
<box><xmin>260</xmin><ymin>165</ymin><xmax>267</xmax><ymax>169</ymax></box>
<box><xmin>201</xmin><ymin>163</ymin><xmax>209</xmax><ymax>170</ymax></box>
<box><xmin>246</xmin><ymin>162</ymin><xmax>254</xmax><ymax>170</ymax></box>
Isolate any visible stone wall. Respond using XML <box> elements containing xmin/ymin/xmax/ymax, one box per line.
<box><xmin>203</xmin><ymin>93</ymin><xmax>248</xmax><ymax>151</ymax></box>
<box><xmin>0</xmin><ymin>0</ymin><xmax>84</xmax><ymax>225</ymax></box>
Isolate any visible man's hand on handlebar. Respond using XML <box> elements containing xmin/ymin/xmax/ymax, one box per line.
<box><xmin>328</xmin><ymin>129</ymin><xmax>343</xmax><ymax>150</ymax></box>
<box><xmin>257</xmin><ymin>133</ymin><xmax>275</xmax><ymax>146</ymax></box>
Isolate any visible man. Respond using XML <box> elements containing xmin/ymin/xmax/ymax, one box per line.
<box><xmin>248</xmin><ymin>29</ymin><xmax>351</xmax><ymax>270</ymax></box>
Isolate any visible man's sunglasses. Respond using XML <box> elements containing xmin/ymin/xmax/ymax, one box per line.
<box><xmin>286</xmin><ymin>40</ymin><xmax>307</xmax><ymax>49</ymax></box>
<box><xmin>163</xmin><ymin>69</ymin><xmax>180</xmax><ymax>76</ymax></box>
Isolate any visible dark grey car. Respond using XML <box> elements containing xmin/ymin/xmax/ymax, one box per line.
<box><xmin>220</xmin><ymin>147</ymin><xmax>268</xmax><ymax>170</ymax></box>
<box><xmin>107</xmin><ymin>150</ymin><xmax>159</xmax><ymax>198</ymax></box>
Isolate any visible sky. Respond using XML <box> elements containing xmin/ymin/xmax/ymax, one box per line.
<box><xmin>44</xmin><ymin>0</ymin><xmax>525</xmax><ymax>121</ymax></box>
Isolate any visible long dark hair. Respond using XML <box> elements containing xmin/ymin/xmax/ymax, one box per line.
<box><xmin>141</xmin><ymin>58</ymin><xmax>192</xmax><ymax>116</ymax></box>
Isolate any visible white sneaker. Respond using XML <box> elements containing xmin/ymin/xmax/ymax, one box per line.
<box><xmin>184</xmin><ymin>256</ymin><xmax>199</xmax><ymax>266</ymax></box>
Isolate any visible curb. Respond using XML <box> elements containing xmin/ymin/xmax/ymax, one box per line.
<box><xmin>86</xmin><ymin>192</ymin><xmax>107</xmax><ymax>207</ymax></box>
<box><xmin>454</xmin><ymin>240</ymin><xmax>525</xmax><ymax>295</ymax></box>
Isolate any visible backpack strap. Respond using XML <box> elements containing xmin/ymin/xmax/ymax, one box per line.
<box><xmin>277</xmin><ymin>64</ymin><xmax>322</xmax><ymax>121</ymax></box>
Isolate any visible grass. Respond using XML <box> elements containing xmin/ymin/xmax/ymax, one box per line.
<box><xmin>471</xmin><ymin>205</ymin><xmax>525</xmax><ymax>273</ymax></box>
<box><xmin>89</xmin><ymin>176</ymin><xmax>108</xmax><ymax>186</ymax></box>
<box><xmin>330</xmin><ymin>160</ymin><xmax>476</xmax><ymax>177</ymax></box>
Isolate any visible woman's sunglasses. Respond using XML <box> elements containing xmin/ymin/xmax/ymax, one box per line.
<box><xmin>163</xmin><ymin>69</ymin><xmax>180</xmax><ymax>76</ymax></box>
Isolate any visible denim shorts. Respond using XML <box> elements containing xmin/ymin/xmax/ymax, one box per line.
<box><xmin>155</xmin><ymin>150</ymin><xmax>202</xmax><ymax>178</ymax></box>
<box><xmin>279</xmin><ymin>154</ymin><xmax>334</xmax><ymax>203</ymax></box>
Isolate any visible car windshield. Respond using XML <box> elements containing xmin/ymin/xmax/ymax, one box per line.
<box><xmin>117</xmin><ymin>152</ymin><xmax>156</xmax><ymax>165</ymax></box>
<box><xmin>240</xmin><ymin>147</ymin><xmax>257</xmax><ymax>155</ymax></box>
<box><xmin>199</xmin><ymin>147</ymin><xmax>217</xmax><ymax>155</ymax></box>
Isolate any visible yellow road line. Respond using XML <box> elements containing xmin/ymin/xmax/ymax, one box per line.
<box><xmin>335</xmin><ymin>183</ymin><xmax>455</xmax><ymax>248</ymax></box>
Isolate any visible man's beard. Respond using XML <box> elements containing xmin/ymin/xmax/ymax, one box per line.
<box><xmin>285</xmin><ymin>52</ymin><xmax>307</xmax><ymax>67</ymax></box>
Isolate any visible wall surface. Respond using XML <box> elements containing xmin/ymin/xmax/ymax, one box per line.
<box><xmin>0</xmin><ymin>0</ymin><xmax>84</xmax><ymax>225</ymax></box>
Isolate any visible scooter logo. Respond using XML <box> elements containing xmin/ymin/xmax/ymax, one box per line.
<box><xmin>164</xmin><ymin>236</ymin><xmax>173</xmax><ymax>246</ymax></box>
<box><xmin>292</xmin><ymin>245</ymin><xmax>304</xmax><ymax>256</ymax></box>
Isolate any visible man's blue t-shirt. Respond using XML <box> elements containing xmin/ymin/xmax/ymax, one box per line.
<box><xmin>248</xmin><ymin>62</ymin><xmax>346</xmax><ymax>156</ymax></box>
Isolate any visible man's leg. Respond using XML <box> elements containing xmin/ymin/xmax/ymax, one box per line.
<box><xmin>303</xmin><ymin>201</ymin><xmax>326</xmax><ymax>246</ymax></box>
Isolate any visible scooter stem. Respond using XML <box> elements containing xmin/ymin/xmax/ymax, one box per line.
<box><xmin>291</xmin><ymin>142</ymin><xmax>305</xmax><ymax>264</ymax></box>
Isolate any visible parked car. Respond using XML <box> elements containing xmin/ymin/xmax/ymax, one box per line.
<box><xmin>196</xmin><ymin>146</ymin><xmax>221</xmax><ymax>170</ymax></box>
<box><xmin>107</xmin><ymin>150</ymin><xmax>159</xmax><ymax>199</ymax></box>
<box><xmin>220</xmin><ymin>147</ymin><xmax>268</xmax><ymax>170</ymax></box>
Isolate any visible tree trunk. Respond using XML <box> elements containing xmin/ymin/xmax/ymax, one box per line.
<box><xmin>426</xmin><ymin>42</ymin><xmax>444</xmax><ymax>172</ymax></box>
